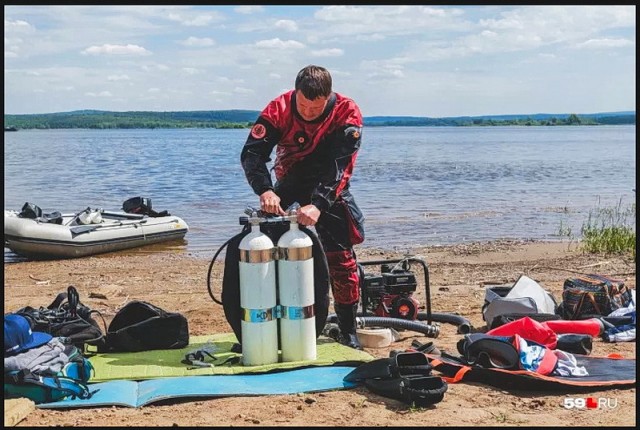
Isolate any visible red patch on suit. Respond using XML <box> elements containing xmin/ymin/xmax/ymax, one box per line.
<box><xmin>250</xmin><ymin>123</ymin><xmax>267</xmax><ymax>139</ymax></box>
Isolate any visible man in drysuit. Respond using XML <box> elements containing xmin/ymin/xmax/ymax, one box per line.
<box><xmin>240</xmin><ymin>65</ymin><xmax>365</xmax><ymax>349</ymax></box>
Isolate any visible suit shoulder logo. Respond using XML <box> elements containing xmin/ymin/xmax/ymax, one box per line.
<box><xmin>251</xmin><ymin>123</ymin><xmax>267</xmax><ymax>139</ymax></box>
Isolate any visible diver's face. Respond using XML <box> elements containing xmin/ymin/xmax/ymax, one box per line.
<box><xmin>295</xmin><ymin>91</ymin><xmax>328</xmax><ymax>121</ymax></box>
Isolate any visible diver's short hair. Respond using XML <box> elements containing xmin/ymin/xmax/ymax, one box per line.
<box><xmin>295</xmin><ymin>65</ymin><xmax>332</xmax><ymax>99</ymax></box>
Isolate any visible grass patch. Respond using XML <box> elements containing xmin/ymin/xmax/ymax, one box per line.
<box><xmin>579</xmin><ymin>197</ymin><xmax>636</xmax><ymax>260</ymax></box>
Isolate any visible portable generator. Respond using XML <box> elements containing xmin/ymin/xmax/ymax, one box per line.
<box><xmin>359</xmin><ymin>260</ymin><xmax>421</xmax><ymax>320</ymax></box>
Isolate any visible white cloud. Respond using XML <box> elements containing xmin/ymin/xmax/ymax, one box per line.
<box><xmin>217</xmin><ymin>76</ymin><xmax>245</xmax><ymax>84</ymax></box>
<box><xmin>255</xmin><ymin>38</ymin><xmax>305</xmax><ymax>49</ymax></box>
<box><xmin>82</xmin><ymin>44</ymin><xmax>152</xmax><ymax>56</ymax></box>
<box><xmin>233</xmin><ymin>86</ymin><xmax>254</xmax><ymax>94</ymax></box>
<box><xmin>181</xmin><ymin>67</ymin><xmax>200</xmax><ymax>75</ymax></box>
<box><xmin>4</xmin><ymin>19</ymin><xmax>35</xmax><ymax>32</ymax></box>
<box><xmin>312</xmin><ymin>5</ymin><xmax>470</xmax><ymax>39</ymax></box>
<box><xmin>478</xmin><ymin>6</ymin><xmax>636</xmax><ymax>49</ymax></box>
<box><xmin>85</xmin><ymin>91</ymin><xmax>113</xmax><ymax>97</ymax></box>
<box><xmin>275</xmin><ymin>19</ymin><xmax>298</xmax><ymax>32</ymax></box>
<box><xmin>107</xmin><ymin>74</ymin><xmax>130</xmax><ymax>81</ymax></box>
<box><xmin>367</xmin><ymin>66</ymin><xmax>405</xmax><ymax>79</ymax></box>
<box><xmin>3</xmin><ymin>5</ymin><xmax>635</xmax><ymax>116</ymax></box>
<box><xmin>235</xmin><ymin>6</ymin><xmax>264</xmax><ymax>15</ymax></box>
<box><xmin>141</xmin><ymin>64</ymin><xmax>170</xmax><ymax>72</ymax></box>
<box><xmin>310</xmin><ymin>48</ymin><xmax>344</xmax><ymax>57</ymax></box>
<box><xmin>167</xmin><ymin>12</ymin><xmax>222</xmax><ymax>27</ymax></box>
<box><xmin>181</xmin><ymin>36</ymin><xmax>215</xmax><ymax>47</ymax></box>
<box><xmin>574</xmin><ymin>38</ymin><xmax>634</xmax><ymax>49</ymax></box>
<box><xmin>355</xmin><ymin>34</ymin><xmax>386</xmax><ymax>42</ymax></box>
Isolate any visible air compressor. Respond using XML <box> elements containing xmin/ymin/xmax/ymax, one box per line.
<box><xmin>237</xmin><ymin>208</ymin><xmax>316</xmax><ymax>365</ymax></box>
<box><xmin>359</xmin><ymin>260</ymin><xmax>420</xmax><ymax>320</ymax></box>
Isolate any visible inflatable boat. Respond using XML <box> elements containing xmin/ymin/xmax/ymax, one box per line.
<box><xmin>4</xmin><ymin>201</ymin><xmax>189</xmax><ymax>260</ymax></box>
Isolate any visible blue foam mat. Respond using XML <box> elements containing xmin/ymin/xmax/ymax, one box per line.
<box><xmin>38</xmin><ymin>366</ymin><xmax>358</xmax><ymax>409</ymax></box>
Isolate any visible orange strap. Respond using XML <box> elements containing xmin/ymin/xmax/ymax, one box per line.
<box><xmin>430</xmin><ymin>357</ymin><xmax>472</xmax><ymax>384</ymax></box>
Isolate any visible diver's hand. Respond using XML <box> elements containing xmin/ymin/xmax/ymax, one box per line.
<box><xmin>259</xmin><ymin>190</ymin><xmax>286</xmax><ymax>215</ymax></box>
<box><xmin>297</xmin><ymin>204</ymin><xmax>321</xmax><ymax>226</ymax></box>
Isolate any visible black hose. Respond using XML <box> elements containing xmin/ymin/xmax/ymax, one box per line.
<box><xmin>326</xmin><ymin>311</ymin><xmax>473</xmax><ymax>335</ymax></box>
<box><xmin>206</xmin><ymin>238</ymin><xmax>233</xmax><ymax>305</ymax></box>
<box><xmin>417</xmin><ymin>312</ymin><xmax>472</xmax><ymax>334</ymax></box>
<box><xmin>326</xmin><ymin>314</ymin><xmax>440</xmax><ymax>338</ymax></box>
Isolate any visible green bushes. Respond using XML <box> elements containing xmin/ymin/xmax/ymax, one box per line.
<box><xmin>579</xmin><ymin>197</ymin><xmax>636</xmax><ymax>260</ymax></box>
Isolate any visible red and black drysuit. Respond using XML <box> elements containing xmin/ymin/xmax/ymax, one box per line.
<box><xmin>240</xmin><ymin>90</ymin><xmax>365</xmax><ymax>346</ymax></box>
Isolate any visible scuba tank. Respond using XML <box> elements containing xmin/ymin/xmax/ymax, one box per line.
<box><xmin>277</xmin><ymin>211</ymin><xmax>316</xmax><ymax>362</ymax></box>
<box><xmin>237</xmin><ymin>210</ymin><xmax>278</xmax><ymax>366</ymax></box>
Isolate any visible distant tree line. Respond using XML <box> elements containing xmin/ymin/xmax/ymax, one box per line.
<box><xmin>363</xmin><ymin>113</ymin><xmax>636</xmax><ymax>127</ymax></box>
<box><xmin>3</xmin><ymin>110</ymin><xmax>257</xmax><ymax>130</ymax></box>
<box><xmin>464</xmin><ymin>113</ymin><xmax>632</xmax><ymax>127</ymax></box>
<box><xmin>4</xmin><ymin>110</ymin><xmax>635</xmax><ymax>130</ymax></box>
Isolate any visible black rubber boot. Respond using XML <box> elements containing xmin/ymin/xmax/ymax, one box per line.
<box><xmin>334</xmin><ymin>302</ymin><xmax>362</xmax><ymax>350</ymax></box>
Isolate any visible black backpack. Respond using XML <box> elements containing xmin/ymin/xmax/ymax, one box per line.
<box><xmin>18</xmin><ymin>202</ymin><xmax>63</xmax><ymax>224</ymax></box>
<box><xmin>15</xmin><ymin>286</ymin><xmax>107</xmax><ymax>353</ymax></box>
<box><xmin>122</xmin><ymin>196</ymin><xmax>170</xmax><ymax>217</ymax></box>
<box><xmin>105</xmin><ymin>301</ymin><xmax>189</xmax><ymax>352</ymax></box>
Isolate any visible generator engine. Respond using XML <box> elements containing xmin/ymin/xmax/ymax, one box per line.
<box><xmin>359</xmin><ymin>262</ymin><xmax>420</xmax><ymax>320</ymax></box>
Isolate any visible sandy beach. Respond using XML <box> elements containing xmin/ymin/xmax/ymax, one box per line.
<box><xmin>4</xmin><ymin>240</ymin><xmax>636</xmax><ymax>427</ymax></box>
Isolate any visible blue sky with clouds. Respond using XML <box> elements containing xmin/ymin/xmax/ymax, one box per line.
<box><xmin>4</xmin><ymin>5</ymin><xmax>636</xmax><ymax>117</ymax></box>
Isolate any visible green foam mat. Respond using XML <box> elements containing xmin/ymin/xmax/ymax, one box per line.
<box><xmin>88</xmin><ymin>334</ymin><xmax>373</xmax><ymax>382</ymax></box>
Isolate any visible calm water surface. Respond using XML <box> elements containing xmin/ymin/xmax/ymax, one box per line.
<box><xmin>4</xmin><ymin>126</ymin><xmax>635</xmax><ymax>260</ymax></box>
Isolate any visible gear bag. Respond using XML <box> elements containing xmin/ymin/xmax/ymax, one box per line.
<box><xmin>482</xmin><ymin>275</ymin><xmax>558</xmax><ymax>329</ymax></box>
<box><xmin>4</xmin><ymin>343</ymin><xmax>96</xmax><ymax>404</ymax></box>
<box><xmin>105</xmin><ymin>301</ymin><xmax>189</xmax><ymax>352</ymax></box>
<box><xmin>14</xmin><ymin>285</ymin><xmax>107</xmax><ymax>353</ymax></box>
<box><xmin>122</xmin><ymin>196</ymin><xmax>169</xmax><ymax>217</ymax></box>
<box><xmin>18</xmin><ymin>202</ymin><xmax>63</xmax><ymax>224</ymax></box>
<box><xmin>558</xmin><ymin>274</ymin><xmax>632</xmax><ymax>320</ymax></box>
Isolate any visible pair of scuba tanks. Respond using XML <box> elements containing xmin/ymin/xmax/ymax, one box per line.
<box><xmin>236</xmin><ymin>208</ymin><xmax>316</xmax><ymax>366</ymax></box>
<box><xmin>208</xmin><ymin>207</ymin><xmax>449</xmax><ymax>367</ymax></box>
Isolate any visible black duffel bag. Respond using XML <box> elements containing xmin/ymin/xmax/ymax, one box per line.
<box><xmin>105</xmin><ymin>301</ymin><xmax>189</xmax><ymax>352</ymax></box>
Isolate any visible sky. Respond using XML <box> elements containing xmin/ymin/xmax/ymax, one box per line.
<box><xmin>3</xmin><ymin>5</ymin><xmax>636</xmax><ymax>117</ymax></box>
